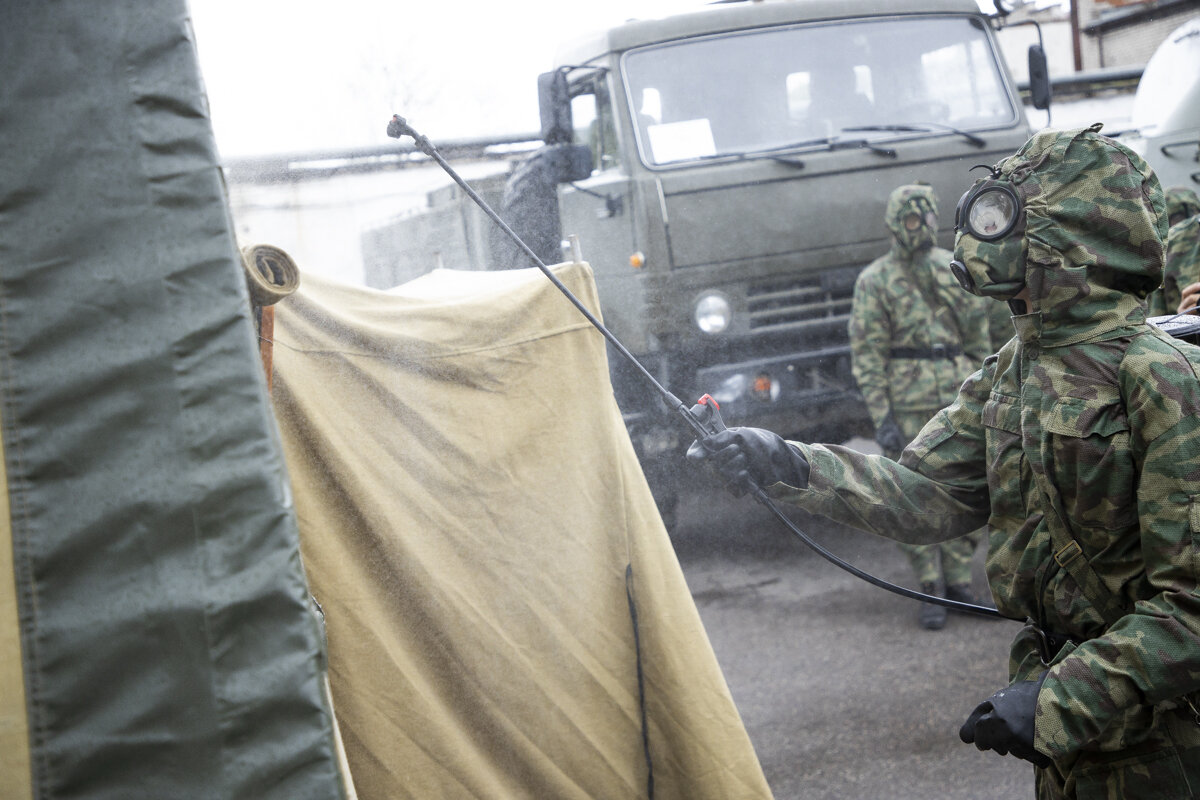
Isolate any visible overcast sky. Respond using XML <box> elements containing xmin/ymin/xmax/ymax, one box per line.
<box><xmin>189</xmin><ymin>0</ymin><xmax>709</xmax><ymax>158</ymax></box>
<box><xmin>189</xmin><ymin>0</ymin><xmax>1053</xmax><ymax>159</ymax></box>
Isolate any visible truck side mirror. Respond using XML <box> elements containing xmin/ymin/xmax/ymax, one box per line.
<box><xmin>1027</xmin><ymin>44</ymin><xmax>1051</xmax><ymax>110</ymax></box>
<box><xmin>538</xmin><ymin>71</ymin><xmax>574</xmax><ymax>145</ymax></box>
<box><xmin>547</xmin><ymin>143</ymin><xmax>594</xmax><ymax>184</ymax></box>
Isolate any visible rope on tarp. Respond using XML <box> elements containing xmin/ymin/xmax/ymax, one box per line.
<box><xmin>625</xmin><ymin>564</ymin><xmax>655</xmax><ymax>799</ymax></box>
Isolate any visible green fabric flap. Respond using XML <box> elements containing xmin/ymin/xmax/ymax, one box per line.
<box><xmin>0</xmin><ymin>2</ymin><xmax>344</xmax><ymax>798</ymax></box>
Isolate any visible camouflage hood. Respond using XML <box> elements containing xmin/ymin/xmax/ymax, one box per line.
<box><xmin>994</xmin><ymin>125</ymin><xmax>1166</xmax><ymax>345</ymax></box>
<box><xmin>1166</xmin><ymin>185</ymin><xmax>1200</xmax><ymax>228</ymax></box>
<box><xmin>885</xmin><ymin>184</ymin><xmax>939</xmax><ymax>261</ymax></box>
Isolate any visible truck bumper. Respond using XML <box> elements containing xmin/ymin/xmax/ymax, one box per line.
<box><xmin>693</xmin><ymin>343</ymin><xmax>868</xmax><ymax>440</ymax></box>
<box><xmin>617</xmin><ymin>342</ymin><xmax>869</xmax><ymax>472</ymax></box>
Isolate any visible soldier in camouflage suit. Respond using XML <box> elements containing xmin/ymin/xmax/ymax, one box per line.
<box><xmin>1147</xmin><ymin>186</ymin><xmax>1200</xmax><ymax>316</ymax></box>
<box><xmin>848</xmin><ymin>184</ymin><xmax>994</xmax><ymax>629</ymax></box>
<box><xmin>689</xmin><ymin>125</ymin><xmax>1200</xmax><ymax>798</ymax></box>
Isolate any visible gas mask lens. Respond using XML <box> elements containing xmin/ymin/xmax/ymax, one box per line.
<box><xmin>961</xmin><ymin>184</ymin><xmax>1019</xmax><ymax>241</ymax></box>
<box><xmin>949</xmin><ymin>177</ymin><xmax>1027</xmax><ymax>301</ymax></box>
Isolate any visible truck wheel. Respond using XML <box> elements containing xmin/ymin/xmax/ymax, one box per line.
<box><xmin>495</xmin><ymin>147</ymin><xmax>563</xmax><ymax>268</ymax></box>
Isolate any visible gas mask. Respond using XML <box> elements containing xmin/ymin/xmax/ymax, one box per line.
<box><xmin>893</xmin><ymin>196</ymin><xmax>938</xmax><ymax>257</ymax></box>
<box><xmin>949</xmin><ymin>168</ymin><xmax>1028</xmax><ymax>301</ymax></box>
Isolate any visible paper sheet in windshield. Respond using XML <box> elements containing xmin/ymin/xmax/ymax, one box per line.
<box><xmin>647</xmin><ymin>119</ymin><xmax>716</xmax><ymax>163</ymax></box>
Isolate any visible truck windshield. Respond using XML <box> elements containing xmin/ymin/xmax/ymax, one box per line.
<box><xmin>622</xmin><ymin>15</ymin><xmax>1016</xmax><ymax>166</ymax></box>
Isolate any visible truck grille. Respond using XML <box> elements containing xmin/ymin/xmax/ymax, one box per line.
<box><xmin>746</xmin><ymin>274</ymin><xmax>855</xmax><ymax>335</ymax></box>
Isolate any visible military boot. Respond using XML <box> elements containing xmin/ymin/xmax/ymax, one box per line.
<box><xmin>918</xmin><ymin>582</ymin><xmax>947</xmax><ymax>630</ymax></box>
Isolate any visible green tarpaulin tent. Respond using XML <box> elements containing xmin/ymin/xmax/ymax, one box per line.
<box><xmin>0</xmin><ymin>2</ymin><xmax>348</xmax><ymax>797</ymax></box>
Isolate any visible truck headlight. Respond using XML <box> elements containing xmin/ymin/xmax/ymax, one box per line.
<box><xmin>694</xmin><ymin>292</ymin><xmax>732</xmax><ymax>334</ymax></box>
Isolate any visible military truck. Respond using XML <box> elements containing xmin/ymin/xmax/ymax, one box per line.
<box><xmin>364</xmin><ymin>0</ymin><xmax>1047</xmax><ymax>517</ymax></box>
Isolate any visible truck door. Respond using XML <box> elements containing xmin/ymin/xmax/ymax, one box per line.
<box><xmin>556</xmin><ymin>71</ymin><xmax>648</xmax><ymax>354</ymax></box>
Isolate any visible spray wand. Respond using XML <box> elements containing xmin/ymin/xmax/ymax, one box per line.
<box><xmin>386</xmin><ymin>114</ymin><xmax>1005</xmax><ymax>619</ymax></box>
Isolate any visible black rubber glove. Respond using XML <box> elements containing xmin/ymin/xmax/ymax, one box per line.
<box><xmin>874</xmin><ymin>415</ymin><xmax>906</xmax><ymax>454</ymax></box>
<box><xmin>686</xmin><ymin>427</ymin><xmax>809</xmax><ymax>496</ymax></box>
<box><xmin>959</xmin><ymin>673</ymin><xmax>1051</xmax><ymax>768</ymax></box>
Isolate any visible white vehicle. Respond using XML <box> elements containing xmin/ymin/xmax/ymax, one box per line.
<box><xmin>1124</xmin><ymin>16</ymin><xmax>1200</xmax><ymax>191</ymax></box>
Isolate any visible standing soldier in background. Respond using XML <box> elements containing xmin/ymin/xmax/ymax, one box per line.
<box><xmin>1147</xmin><ymin>186</ymin><xmax>1200</xmax><ymax>316</ymax></box>
<box><xmin>848</xmin><ymin>184</ymin><xmax>994</xmax><ymax>629</ymax></box>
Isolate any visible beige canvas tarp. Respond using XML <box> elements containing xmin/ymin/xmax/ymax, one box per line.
<box><xmin>270</xmin><ymin>263</ymin><xmax>773</xmax><ymax>799</ymax></box>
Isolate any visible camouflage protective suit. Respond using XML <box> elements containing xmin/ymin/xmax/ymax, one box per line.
<box><xmin>1148</xmin><ymin>215</ymin><xmax>1200</xmax><ymax>317</ymax></box>
<box><xmin>774</xmin><ymin>128</ymin><xmax>1200</xmax><ymax>797</ymax></box>
<box><xmin>848</xmin><ymin>185</ymin><xmax>992</xmax><ymax>587</ymax></box>
<box><xmin>1165</xmin><ymin>186</ymin><xmax>1200</xmax><ymax>228</ymax></box>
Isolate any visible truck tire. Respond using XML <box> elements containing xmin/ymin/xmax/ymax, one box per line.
<box><xmin>494</xmin><ymin>147</ymin><xmax>563</xmax><ymax>268</ymax></box>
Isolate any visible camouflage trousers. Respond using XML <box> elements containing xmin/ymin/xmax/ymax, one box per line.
<box><xmin>886</xmin><ymin>409</ymin><xmax>984</xmax><ymax>586</ymax></box>
<box><xmin>1035</xmin><ymin>705</ymin><xmax>1200</xmax><ymax>799</ymax></box>
<box><xmin>894</xmin><ymin>534</ymin><xmax>982</xmax><ymax>585</ymax></box>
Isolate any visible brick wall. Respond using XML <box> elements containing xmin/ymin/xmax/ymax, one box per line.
<box><xmin>1077</xmin><ymin>0</ymin><xmax>1200</xmax><ymax>69</ymax></box>
<box><xmin>1096</xmin><ymin>7</ymin><xmax>1200</xmax><ymax>66</ymax></box>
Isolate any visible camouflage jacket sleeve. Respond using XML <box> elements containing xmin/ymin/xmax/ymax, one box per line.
<box><xmin>768</xmin><ymin>361</ymin><xmax>993</xmax><ymax>543</ymax></box>
<box><xmin>848</xmin><ymin>263</ymin><xmax>893</xmax><ymax>429</ymax></box>
<box><xmin>1034</xmin><ymin>338</ymin><xmax>1200</xmax><ymax>759</ymax></box>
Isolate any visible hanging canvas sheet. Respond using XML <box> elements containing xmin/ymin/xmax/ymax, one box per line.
<box><xmin>271</xmin><ymin>264</ymin><xmax>773</xmax><ymax>800</ymax></box>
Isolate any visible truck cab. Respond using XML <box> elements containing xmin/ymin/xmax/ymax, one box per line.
<box><xmin>538</xmin><ymin>0</ymin><xmax>1035</xmax><ymax>503</ymax></box>
<box><xmin>362</xmin><ymin>0</ymin><xmax>1045</xmax><ymax>522</ymax></box>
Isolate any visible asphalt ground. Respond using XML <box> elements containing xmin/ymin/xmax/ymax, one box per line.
<box><xmin>670</xmin><ymin>449</ymin><xmax>1033</xmax><ymax>800</ymax></box>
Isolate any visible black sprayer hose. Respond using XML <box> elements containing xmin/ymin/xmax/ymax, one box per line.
<box><xmin>386</xmin><ymin>114</ymin><xmax>1007</xmax><ymax>620</ymax></box>
<box><xmin>756</xmin><ymin>497</ymin><xmax>1002</xmax><ymax>616</ymax></box>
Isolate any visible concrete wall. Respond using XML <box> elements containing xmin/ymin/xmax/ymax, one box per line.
<box><xmin>223</xmin><ymin>161</ymin><xmax>511</xmax><ymax>287</ymax></box>
<box><xmin>1077</xmin><ymin>0</ymin><xmax>1200</xmax><ymax>69</ymax></box>
<box><xmin>358</xmin><ymin>173</ymin><xmax>509</xmax><ymax>289</ymax></box>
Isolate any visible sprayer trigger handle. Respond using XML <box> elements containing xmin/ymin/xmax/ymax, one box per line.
<box><xmin>689</xmin><ymin>394</ymin><xmax>728</xmax><ymax>437</ymax></box>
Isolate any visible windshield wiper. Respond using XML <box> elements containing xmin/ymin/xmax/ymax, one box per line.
<box><xmin>842</xmin><ymin>123</ymin><xmax>987</xmax><ymax>148</ymax></box>
<box><xmin>661</xmin><ymin>133</ymin><xmax>899</xmax><ymax>169</ymax></box>
<box><xmin>750</xmin><ymin>134</ymin><xmax>898</xmax><ymax>163</ymax></box>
